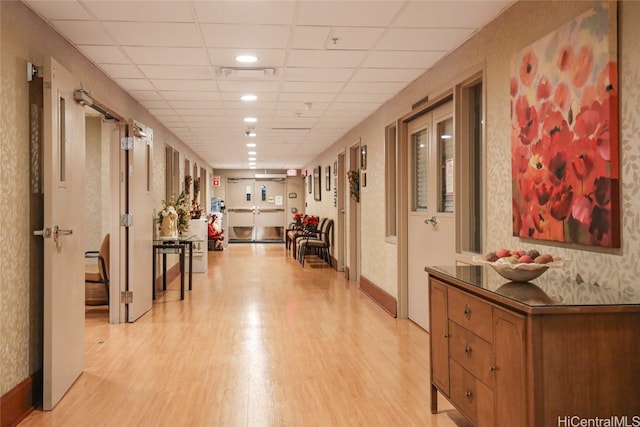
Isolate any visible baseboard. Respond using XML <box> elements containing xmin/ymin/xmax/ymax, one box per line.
<box><xmin>359</xmin><ymin>275</ymin><xmax>398</xmax><ymax>318</ymax></box>
<box><xmin>154</xmin><ymin>262</ymin><xmax>181</xmax><ymax>292</ymax></box>
<box><xmin>1</xmin><ymin>370</ymin><xmax>41</xmax><ymax>427</ymax></box>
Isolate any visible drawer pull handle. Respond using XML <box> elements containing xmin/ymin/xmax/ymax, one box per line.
<box><xmin>465</xmin><ymin>390</ymin><xmax>473</xmax><ymax>402</ymax></box>
<box><xmin>443</xmin><ymin>333</ymin><xmax>449</xmax><ymax>339</ymax></box>
<box><xmin>464</xmin><ymin>343</ymin><xmax>473</xmax><ymax>358</ymax></box>
<box><xmin>464</xmin><ymin>304</ymin><xmax>472</xmax><ymax>319</ymax></box>
<box><xmin>490</xmin><ymin>366</ymin><xmax>497</xmax><ymax>372</ymax></box>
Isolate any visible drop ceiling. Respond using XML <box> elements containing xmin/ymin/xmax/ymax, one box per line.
<box><xmin>23</xmin><ymin>0</ymin><xmax>513</xmax><ymax>170</ymax></box>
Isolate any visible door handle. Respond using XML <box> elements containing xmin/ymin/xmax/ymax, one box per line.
<box><xmin>425</xmin><ymin>216</ymin><xmax>438</xmax><ymax>226</ymax></box>
<box><xmin>52</xmin><ymin>225</ymin><xmax>73</xmax><ymax>245</ymax></box>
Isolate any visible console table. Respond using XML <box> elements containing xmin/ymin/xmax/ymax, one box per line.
<box><xmin>426</xmin><ymin>265</ymin><xmax>640</xmax><ymax>427</ymax></box>
<box><xmin>152</xmin><ymin>237</ymin><xmax>200</xmax><ymax>300</ymax></box>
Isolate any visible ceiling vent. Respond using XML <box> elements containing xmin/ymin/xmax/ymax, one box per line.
<box><xmin>219</xmin><ymin>67</ymin><xmax>276</xmax><ymax>80</ymax></box>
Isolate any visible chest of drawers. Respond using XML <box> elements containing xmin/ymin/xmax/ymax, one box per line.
<box><xmin>427</xmin><ymin>266</ymin><xmax>640</xmax><ymax>427</ymax></box>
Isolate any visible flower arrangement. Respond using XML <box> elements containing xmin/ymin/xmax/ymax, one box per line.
<box><xmin>303</xmin><ymin>215</ymin><xmax>319</xmax><ymax>229</ymax></box>
<box><xmin>293</xmin><ymin>212</ymin><xmax>304</xmax><ymax>225</ymax></box>
<box><xmin>347</xmin><ymin>170</ymin><xmax>360</xmax><ymax>202</ymax></box>
<box><xmin>158</xmin><ymin>191</ymin><xmax>190</xmax><ymax>236</ymax></box>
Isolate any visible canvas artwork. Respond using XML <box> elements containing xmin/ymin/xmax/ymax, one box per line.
<box><xmin>510</xmin><ymin>2</ymin><xmax>619</xmax><ymax>248</ymax></box>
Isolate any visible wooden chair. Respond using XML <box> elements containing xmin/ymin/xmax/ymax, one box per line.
<box><xmin>298</xmin><ymin>219</ymin><xmax>333</xmax><ymax>267</ymax></box>
<box><xmin>85</xmin><ymin>233</ymin><xmax>110</xmax><ymax>305</ymax></box>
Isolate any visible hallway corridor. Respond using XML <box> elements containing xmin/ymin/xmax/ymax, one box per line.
<box><xmin>21</xmin><ymin>244</ymin><xmax>463</xmax><ymax>427</ymax></box>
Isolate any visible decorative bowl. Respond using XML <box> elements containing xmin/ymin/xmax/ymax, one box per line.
<box><xmin>474</xmin><ymin>257</ymin><xmax>564</xmax><ymax>282</ymax></box>
<box><xmin>487</xmin><ymin>262</ymin><xmax>549</xmax><ymax>282</ymax></box>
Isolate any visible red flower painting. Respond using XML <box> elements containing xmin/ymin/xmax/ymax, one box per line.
<box><xmin>510</xmin><ymin>3</ymin><xmax>619</xmax><ymax>247</ymax></box>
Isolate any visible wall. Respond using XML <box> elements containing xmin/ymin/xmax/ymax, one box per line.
<box><xmin>304</xmin><ymin>0</ymin><xmax>640</xmax><ymax>299</ymax></box>
<box><xmin>0</xmin><ymin>1</ymin><xmax>212</xmax><ymax>397</ymax></box>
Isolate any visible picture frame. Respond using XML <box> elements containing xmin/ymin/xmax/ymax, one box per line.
<box><xmin>510</xmin><ymin>3</ymin><xmax>619</xmax><ymax>248</ymax></box>
<box><xmin>360</xmin><ymin>145</ymin><xmax>367</xmax><ymax>170</ymax></box>
<box><xmin>313</xmin><ymin>165</ymin><xmax>321</xmax><ymax>201</ymax></box>
<box><xmin>325</xmin><ymin>166</ymin><xmax>331</xmax><ymax>191</ymax></box>
<box><xmin>333</xmin><ymin>160</ymin><xmax>337</xmax><ymax>175</ymax></box>
<box><xmin>288</xmin><ymin>192</ymin><xmax>297</xmax><ymax>199</ymax></box>
<box><xmin>307</xmin><ymin>175</ymin><xmax>312</xmax><ymax>194</ymax></box>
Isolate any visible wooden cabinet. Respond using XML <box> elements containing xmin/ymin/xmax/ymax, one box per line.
<box><xmin>427</xmin><ymin>266</ymin><xmax>640</xmax><ymax>427</ymax></box>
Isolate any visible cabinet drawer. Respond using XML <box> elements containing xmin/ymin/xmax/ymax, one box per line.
<box><xmin>448</xmin><ymin>321</ymin><xmax>495</xmax><ymax>388</ymax></box>
<box><xmin>450</xmin><ymin>359</ymin><xmax>495</xmax><ymax>427</ymax></box>
<box><xmin>448</xmin><ymin>287</ymin><xmax>493</xmax><ymax>342</ymax></box>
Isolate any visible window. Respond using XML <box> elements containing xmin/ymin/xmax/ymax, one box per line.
<box><xmin>385</xmin><ymin>123</ymin><xmax>397</xmax><ymax>238</ymax></box>
<box><xmin>438</xmin><ymin>117</ymin><xmax>454</xmax><ymax>213</ymax></box>
<box><xmin>412</xmin><ymin>128</ymin><xmax>428</xmax><ymax>211</ymax></box>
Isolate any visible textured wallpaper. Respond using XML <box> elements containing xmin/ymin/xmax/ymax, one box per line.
<box><xmin>1</xmin><ymin>11</ymin><xmax>33</xmax><ymax>394</ymax></box>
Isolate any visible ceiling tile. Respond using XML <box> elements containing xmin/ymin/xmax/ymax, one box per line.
<box><xmin>24</xmin><ymin>1</ymin><xmax>92</xmax><ymax>20</ymax></box>
<box><xmin>122</xmin><ymin>47</ymin><xmax>210</xmax><ymax>65</ymax></box>
<box><xmin>287</xmin><ymin>50</ymin><xmax>367</xmax><ymax>68</ymax></box>
<box><xmin>325</xmin><ymin>27</ymin><xmax>386</xmax><ymax>50</ymax></box>
<box><xmin>114</xmin><ymin>78</ymin><xmax>156</xmax><ymax>91</ymax></box>
<box><xmin>83</xmin><ymin>1</ymin><xmax>193</xmax><ymax>22</ymax></box>
<box><xmin>377</xmin><ymin>28</ymin><xmax>475</xmax><ymax>51</ymax></box>
<box><xmin>291</xmin><ymin>26</ymin><xmax>332</xmax><ymax>50</ymax></box>
<box><xmin>49</xmin><ymin>20</ymin><xmax>113</xmax><ymax>45</ymax></box>
<box><xmin>296</xmin><ymin>2</ymin><xmax>402</xmax><ymax>27</ymax></box>
<box><xmin>138</xmin><ymin>65</ymin><xmax>213</xmax><ymax>80</ymax></box>
<box><xmin>201</xmin><ymin>24</ymin><xmax>291</xmax><ymax>49</ymax></box>
<box><xmin>393</xmin><ymin>1</ymin><xmax>511</xmax><ymax>28</ymax></box>
<box><xmin>362</xmin><ymin>51</ymin><xmax>444</xmax><ymax>69</ymax></box>
<box><xmin>351</xmin><ymin>68</ymin><xmax>424</xmax><ymax>82</ymax></box>
<box><xmin>193</xmin><ymin>1</ymin><xmax>295</xmax><ymax>25</ymax></box>
<box><xmin>282</xmin><ymin>67</ymin><xmax>354</xmax><ymax>82</ymax></box>
<box><xmin>152</xmin><ymin>79</ymin><xmax>216</xmax><ymax>91</ymax></box>
<box><xmin>97</xmin><ymin>64</ymin><xmax>143</xmax><ymax>79</ymax></box>
<box><xmin>77</xmin><ymin>45</ymin><xmax>130</xmax><ymax>64</ymax></box>
<box><xmin>280</xmin><ymin>81</ymin><xmax>345</xmax><ymax>94</ymax></box>
<box><xmin>102</xmin><ymin>22</ymin><xmax>201</xmax><ymax>47</ymax></box>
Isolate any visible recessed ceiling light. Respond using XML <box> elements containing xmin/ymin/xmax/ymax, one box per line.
<box><xmin>236</xmin><ymin>55</ymin><xmax>258</xmax><ymax>63</ymax></box>
<box><xmin>249</xmin><ymin>157</ymin><xmax>256</xmax><ymax>161</ymax></box>
<box><xmin>246</xmin><ymin>143</ymin><xmax>257</xmax><ymax>148</ymax></box>
<box><xmin>246</xmin><ymin>131</ymin><xmax>256</xmax><ymax>137</ymax></box>
<box><xmin>240</xmin><ymin>94</ymin><xmax>257</xmax><ymax>102</ymax></box>
<box><xmin>244</xmin><ymin>117</ymin><xmax>258</xmax><ymax>123</ymax></box>
<box><xmin>249</xmin><ymin>166</ymin><xmax>257</xmax><ymax>169</ymax></box>
<box><xmin>248</xmin><ymin>151</ymin><xmax>257</xmax><ymax>155</ymax></box>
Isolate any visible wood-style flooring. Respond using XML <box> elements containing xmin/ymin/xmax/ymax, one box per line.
<box><xmin>21</xmin><ymin>243</ymin><xmax>468</xmax><ymax>427</ymax></box>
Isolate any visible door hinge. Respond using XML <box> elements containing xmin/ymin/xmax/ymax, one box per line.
<box><xmin>120</xmin><ymin>213</ymin><xmax>134</xmax><ymax>227</ymax></box>
<box><xmin>120</xmin><ymin>136</ymin><xmax>133</xmax><ymax>150</ymax></box>
<box><xmin>120</xmin><ymin>291</ymin><xmax>133</xmax><ymax>304</ymax></box>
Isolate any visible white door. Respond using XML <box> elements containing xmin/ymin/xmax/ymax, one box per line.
<box><xmin>227</xmin><ymin>178</ymin><xmax>285</xmax><ymax>242</ymax></box>
<box><xmin>125</xmin><ymin>122</ymin><xmax>154</xmax><ymax>321</ymax></box>
<box><xmin>40</xmin><ymin>58</ymin><xmax>85</xmax><ymax>410</ymax></box>
<box><xmin>407</xmin><ymin>101</ymin><xmax>455</xmax><ymax>331</ymax></box>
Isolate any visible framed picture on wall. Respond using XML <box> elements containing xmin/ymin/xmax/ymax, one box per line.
<box><xmin>307</xmin><ymin>175</ymin><xmax>312</xmax><ymax>194</ymax></box>
<box><xmin>325</xmin><ymin>166</ymin><xmax>331</xmax><ymax>191</ymax></box>
<box><xmin>314</xmin><ymin>166</ymin><xmax>321</xmax><ymax>201</ymax></box>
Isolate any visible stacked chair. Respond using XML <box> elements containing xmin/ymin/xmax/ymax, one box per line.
<box><xmin>297</xmin><ymin>219</ymin><xmax>334</xmax><ymax>267</ymax></box>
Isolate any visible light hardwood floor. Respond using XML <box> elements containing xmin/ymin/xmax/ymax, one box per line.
<box><xmin>22</xmin><ymin>244</ymin><xmax>467</xmax><ymax>427</ymax></box>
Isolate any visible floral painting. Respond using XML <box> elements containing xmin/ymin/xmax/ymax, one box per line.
<box><xmin>510</xmin><ymin>2</ymin><xmax>619</xmax><ymax>247</ymax></box>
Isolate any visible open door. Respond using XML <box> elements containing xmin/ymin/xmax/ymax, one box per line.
<box><xmin>38</xmin><ymin>57</ymin><xmax>85</xmax><ymax>410</ymax></box>
<box><xmin>123</xmin><ymin>121</ymin><xmax>154</xmax><ymax>322</ymax></box>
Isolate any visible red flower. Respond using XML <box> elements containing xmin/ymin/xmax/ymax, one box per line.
<box><xmin>549</xmin><ymin>185</ymin><xmax>574</xmax><ymax>221</ymax></box>
<box><xmin>571</xmin><ymin>46</ymin><xmax>594</xmax><ymax>88</ymax></box>
<box><xmin>514</xmin><ymin>96</ymin><xmax>539</xmax><ymax>145</ymax></box>
<box><xmin>519</xmin><ymin>50</ymin><xmax>538</xmax><ymax>87</ymax></box>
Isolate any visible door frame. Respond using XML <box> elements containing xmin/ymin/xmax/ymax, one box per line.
<box><xmin>348</xmin><ymin>141</ymin><xmax>361</xmax><ymax>282</ymax></box>
<box><xmin>397</xmin><ymin>92</ymin><xmax>453</xmax><ymax>319</ymax></box>
<box><xmin>336</xmin><ymin>151</ymin><xmax>346</xmax><ymax>272</ymax></box>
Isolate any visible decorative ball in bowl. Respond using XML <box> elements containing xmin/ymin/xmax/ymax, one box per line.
<box><xmin>474</xmin><ymin>249</ymin><xmax>564</xmax><ymax>282</ymax></box>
